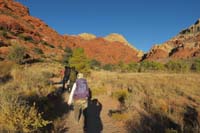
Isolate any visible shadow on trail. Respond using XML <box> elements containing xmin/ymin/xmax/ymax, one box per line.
<box><xmin>84</xmin><ymin>98</ymin><xmax>103</xmax><ymax>133</ymax></box>
<box><xmin>67</xmin><ymin>89</ymin><xmax>103</xmax><ymax>133</ymax></box>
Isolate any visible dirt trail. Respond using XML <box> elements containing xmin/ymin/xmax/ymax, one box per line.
<box><xmin>51</xmin><ymin>77</ymin><xmax>126</xmax><ymax>133</ymax></box>
<box><xmin>63</xmin><ymin>93</ymin><xmax>126</xmax><ymax>133</ymax></box>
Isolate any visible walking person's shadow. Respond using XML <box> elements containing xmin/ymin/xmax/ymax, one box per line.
<box><xmin>83</xmin><ymin>89</ymin><xmax>103</xmax><ymax>133</ymax></box>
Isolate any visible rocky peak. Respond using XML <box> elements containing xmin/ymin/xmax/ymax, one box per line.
<box><xmin>104</xmin><ymin>33</ymin><xmax>142</xmax><ymax>53</ymax></box>
<box><xmin>180</xmin><ymin>18</ymin><xmax>200</xmax><ymax>34</ymax></box>
<box><xmin>144</xmin><ymin>18</ymin><xmax>200</xmax><ymax>61</ymax></box>
<box><xmin>104</xmin><ymin>33</ymin><xmax>129</xmax><ymax>44</ymax></box>
<box><xmin>78</xmin><ymin>33</ymin><xmax>96</xmax><ymax>40</ymax></box>
<box><xmin>0</xmin><ymin>0</ymin><xmax>30</xmax><ymax>16</ymax></box>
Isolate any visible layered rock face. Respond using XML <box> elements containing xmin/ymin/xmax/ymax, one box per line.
<box><xmin>63</xmin><ymin>35</ymin><xmax>141</xmax><ymax>64</ymax></box>
<box><xmin>0</xmin><ymin>0</ymin><xmax>142</xmax><ymax>64</ymax></box>
<box><xmin>144</xmin><ymin>19</ymin><xmax>200</xmax><ymax>61</ymax></box>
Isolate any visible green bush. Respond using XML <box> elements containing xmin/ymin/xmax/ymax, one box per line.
<box><xmin>41</xmin><ymin>41</ymin><xmax>55</xmax><ymax>48</ymax></box>
<box><xmin>34</xmin><ymin>47</ymin><xmax>44</xmax><ymax>55</ymax></box>
<box><xmin>90</xmin><ymin>59</ymin><xmax>101</xmax><ymax>70</ymax></box>
<box><xmin>69</xmin><ymin>48</ymin><xmax>90</xmax><ymax>75</ymax></box>
<box><xmin>8</xmin><ymin>44</ymin><xmax>27</xmax><ymax>64</ymax></box>
<box><xmin>0</xmin><ymin>29</ymin><xmax>8</xmax><ymax>37</ymax></box>
<box><xmin>62</xmin><ymin>46</ymin><xmax>73</xmax><ymax>65</ymax></box>
<box><xmin>102</xmin><ymin>64</ymin><xmax>114</xmax><ymax>71</ymax></box>
<box><xmin>0</xmin><ymin>89</ymin><xmax>50</xmax><ymax>132</ymax></box>
<box><xmin>117</xmin><ymin>61</ymin><xmax>129</xmax><ymax>72</ymax></box>
<box><xmin>18</xmin><ymin>34</ymin><xmax>35</xmax><ymax>43</ymax></box>
<box><xmin>165</xmin><ymin>60</ymin><xmax>190</xmax><ymax>73</ymax></box>
<box><xmin>191</xmin><ymin>59</ymin><xmax>200</xmax><ymax>72</ymax></box>
<box><xmin>127</xmin><ymin>62</ymin><xmax>140</xmax><ymax>72</ymax></box>
<box><xmin>112</xmin><ymin>89</ymin><xmax>128</xmax><ymax>100</ymax></box>
<box><xmin>139</xmin><ymin>61</ymin><xmax>164</xmax><ymax>72</ymax></box>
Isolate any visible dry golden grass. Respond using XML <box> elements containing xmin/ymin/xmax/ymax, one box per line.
<box><xmin>1</xmin><ymin>62</ymin><xmax>63</xmax><ymax>96</ymax></box>
<box><xmin>87</xmin><ymin>70</ymin><xmax>200</xmax><ymax>130</ymax></box>
<box><xmin>0</xmin><ymin>62</ymin><xmax>64</xmax><ymax>132</ymax></box>
<box><xmin>1</xmin><ymin>62</ymin><xmax>199</xmax><ymax>132</ymax></box>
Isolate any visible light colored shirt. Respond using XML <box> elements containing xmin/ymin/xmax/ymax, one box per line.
<box><xmin>68</xmin><ymin>83</ymin><xmax>76</xmax><ymax>105</ymax></box>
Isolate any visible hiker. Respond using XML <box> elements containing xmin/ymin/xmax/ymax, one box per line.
<box><xmin>68</xmin><ymin>73</ymin><xmax>89</xmax><ymax>130</ymax></box>
<box><xmin>62</xmin><ymin>66</ymin><xmax>71</xmax><ymax>91</ymax></box>
<box><xmin>67</xmin><ymin>67</ymin><xmax>78</xmax><ymax>92</ymax></box>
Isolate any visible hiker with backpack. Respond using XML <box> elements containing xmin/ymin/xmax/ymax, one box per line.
<box><xmin>62</xmin><ymin>66</ymin><xmax>78</xmax><ymax>92</ymax></box>
<box><xmin>68</xmin><ymin>73</ymin><xmax>89</xmax><ymax>128</ymax></box>
<box><xmin>62</xmin><ymin>66</ymin><xmax>71</xmax><ymax>91</ymax></box>
<box><xmin>67</xmin><ymin>67</ymin><xmax>78</xmax><ymax>92</ymax></box>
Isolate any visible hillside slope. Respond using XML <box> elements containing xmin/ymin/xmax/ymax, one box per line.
<box><xmin>0</xmin><ymin>0</ymin><xmax>142</xmax><ymax>64</ymax></box>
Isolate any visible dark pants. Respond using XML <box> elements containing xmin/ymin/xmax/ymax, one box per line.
<box><xmin>62</xmin><ymin>77</ymin><xmax>68</xmax><ymax>91</ymax></box>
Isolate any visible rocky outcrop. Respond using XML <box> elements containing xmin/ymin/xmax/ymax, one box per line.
<box><xmin>78</xmin><ymin>33</ymin><xmax>96</xmax><ymax>40</ymax></box>
<box><xmin>144</xmin><ymin>19</ymin><xmax>200</xmax><ymax>61</ymax></box>
<box><xmin>180</xmin><ymin>19</ymin><xmax>200</xmax><ymax>34</ymax></box>
<box><xmin>0</xmin><ymin>0</ymin><xmax>29</xmax><ymax>16</ymax></box>
<box><xmin>63</xmin><ymin>35</ymin><xmax>141</xmax><ymax>64</ymax></box>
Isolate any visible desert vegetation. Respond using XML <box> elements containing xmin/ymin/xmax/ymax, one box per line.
<box><xmin>88</xmin><ymin>71</ymin><xmax>200</xmax><ymax>133</ymax></box>
<box><xmin>1</xmin><ymin>44</ymin><xmax>200</xmax><ymax>132</ymax></box>
<box><xmin>0</xmin><ymin>62</ymin><xmax>64</xmax><ymax>132</ymax></box>
<box><xmin>0</xmin><ymin>58</ymin><xmax>200</xmax><ymax>132</ymax></box>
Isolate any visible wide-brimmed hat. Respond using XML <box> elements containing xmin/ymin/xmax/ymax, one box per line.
<box><xmin>77</xmin><ymin>73</ymin><xmax>83</xmax><ymax>79</ymax></box>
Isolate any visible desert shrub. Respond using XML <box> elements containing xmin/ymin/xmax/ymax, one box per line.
<box><xmin>10</xmin><ymin>67</ymin><xmax>54</xmax><ymax>96</ymax></box>
<box><xmin>8</xmin><ymin>44</ymin><xmax>27</xmax><ymax>64</ymax></box>
<box><xmin>0</xmin><ymin>89</ymin><xmax>50</xmax><ymax>132</ymax></box>
<box><xmin>112</xmin><ymin>89</ymin><xmax>128</xmax><ymax>100</ymax></box>
<box><xmin>139</xmin><ymin>61</ymin><xmax>164</xmax><ymax>72</ymax></box>
<box><xmin>58</xmin><ymin>45</ymin><xmax>63</xmax><ymax>50</ymax></box>
<box><xmin>102</xmin><ymin>64</ymin><xmax>114</xmax><ymax>71</ymax></box>
<box><xmin>165</xmin><ymin>60</ymin><xmax>190</xmax><ymax>73</ymax></box>
<box><xmin>69</xmin><ymin>48</ymin><xmax>90</xmax><ymax>75</ymax></box>
<box><xmin>41</xmin><ymin>41</ymin><xmax>55</xmax><ymax>48</ymax></box>
<box><xmin>0</xmin><ymin>29</ymin><xmax>8</xmax><ymax>38</ymax></box>
<box><xmin>90</xmin><ymin>59</ymin><xmax>101</xmax><ymax>70</ymax></box>
<box><xmin>18</xmin><ymin>34</ymin><xmax>35</xmax><ymax>43</ymax></box>
<box><xmin>127</xmin><ymin>62</ymin><xmax>140</xmax><ymax>72</ymax></box>
<box><xmin>191</xmin><ymin>58</ymin><xmax>200</xmax><ymax>72</ymax></box>
<box><xmin>24</xmin><ymin>36</ymin><xmax>34</xmax><ymax>42</ymax></box>
<box><xmin>62</xmin><ymin>46</ymin><xmax>73</xmax><ymax>65</ymax></box>
<box><xmin>34</xmin><ymin>47</ymin><xmax>44</xmax><ymax>55</ymax></box>
<box><xmin>0</xmin><ymin>61</ymin><xmax>15</xmax><ymax>78</ymax></box>
<box><xmin>117</xmin><ymin>61</ymin><xmax>129</xmax><ymax>72</ymax></box>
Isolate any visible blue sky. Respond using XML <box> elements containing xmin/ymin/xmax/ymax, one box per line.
<box><xmin>18</xmin><ymin>0</ymin><xmax>200</xmax><ymax>52</ymax></box>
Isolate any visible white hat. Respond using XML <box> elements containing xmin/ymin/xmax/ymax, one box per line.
<box><xmin>77</xmin><ymin>73</ymin><xmax>83</xmax><ymax>79</ymax></box>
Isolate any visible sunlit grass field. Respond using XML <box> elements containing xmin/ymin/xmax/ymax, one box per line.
<box><xmin>88</xmin><ymin>70</ymin><xmax>200</xmax><ymax>132</ymax></box>
<box><xmin>0</xmin><ymin>62</ymin><xmax>199</xmax><ymax>132</ymax></box>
